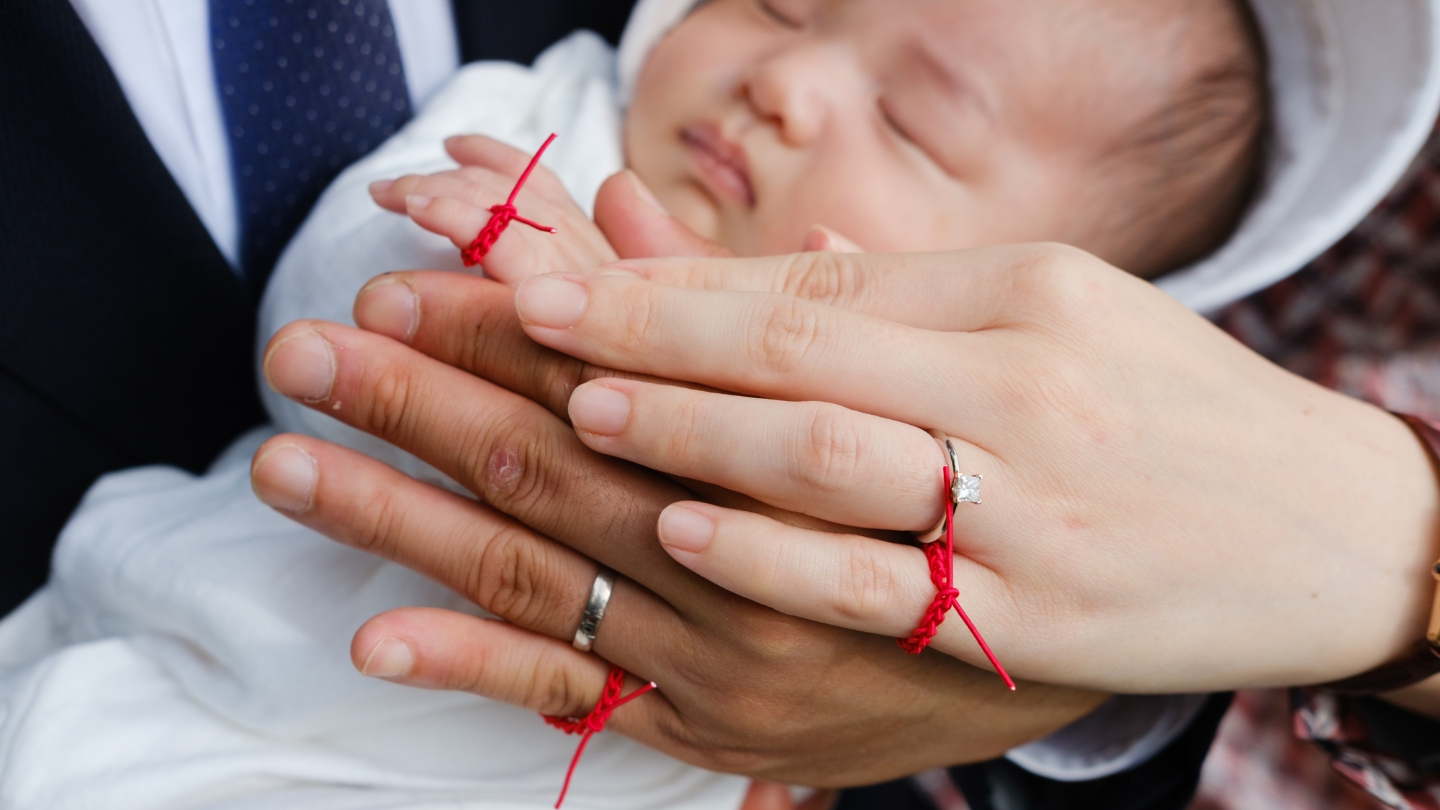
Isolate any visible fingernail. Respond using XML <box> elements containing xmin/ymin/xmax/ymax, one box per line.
<box><xmin>627</xmin><ymin>170</ymin><xmax>668</xmax><ymax>216</ymax></box>
<box><xmin>658</xmin><ymin>504</ymin><xmax>715</xmax><ymax>553</ymax></box>
<box><xmin>406</xmin><ymin>194</ymin><xmax>432</xmax><ymax>211</ymax></box>
<box><xmin>264</xmin><ymin>332</ymin><xmax>336</xmax><ymax>402</ymax></box>
<box><xmin>360</xmin><ymin>637</ymin><xmax>414</xmax><ymax>679</ymax></box>
<box><xmin>515</xmin><ymin>275</ymin><xmax>588</xmax><ymax>328</ymax></box>
<box><xmin>354</xmin><ymin>276</ymin><xmax>419</xmax><ymax>342</ymax></box>
<box><xmin>369</xmin><ymin>179</ymin><xmax>394</xmax><ymax>195</ymax></box>
<box><xmin>569</xmin><ymin>384</ymin><xmax>631</xmax><ymax>436</ymax></box>
<box><xmin>251</xmin><ymin>444</ymin><xmax>318</xmax><ymax>513</ymax></box>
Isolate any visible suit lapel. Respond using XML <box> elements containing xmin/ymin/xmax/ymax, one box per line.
<box><xmin>0</xmin><ymin>0</ymin><xmax>264</xmax><ymax>472</ymax></box>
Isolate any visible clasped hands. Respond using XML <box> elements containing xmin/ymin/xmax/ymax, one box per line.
<box><xmin>253</xmin><ymin>136</ymin><xmax>1440</xmax><ymax>786</ymax></box>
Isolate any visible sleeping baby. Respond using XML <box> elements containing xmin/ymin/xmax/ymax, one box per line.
<box><xmin>0</xmin><ymin>0</ymin><xmax>1265</xmax><ymax>808</ymax></box>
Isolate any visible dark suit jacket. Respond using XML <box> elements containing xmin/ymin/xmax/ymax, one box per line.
<box><xmin>0</xmin><ymin>0</ymin><xmax>640</xmax><ymax>618</ymax></box>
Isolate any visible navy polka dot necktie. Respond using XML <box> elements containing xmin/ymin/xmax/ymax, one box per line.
<box><xmin>210</xmin><ymin>0</ymin><xmax>413</xmax><ymax>283</ymax></box>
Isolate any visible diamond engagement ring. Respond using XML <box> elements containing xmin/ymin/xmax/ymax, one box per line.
<box><xmin>917</xmin><ymin>430</ymin><xmax>982</xmax><ymax>544</ymax></box>
<box><xmin>572</xmin><ymin>567</ymin><xmax>617</xmax><ymax>652</ymax></box>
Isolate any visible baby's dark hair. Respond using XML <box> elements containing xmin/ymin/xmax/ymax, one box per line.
<box><xmin>1088</xmin><ymin>0</ymin><xmax>1269</xmax><ymax>278</ymax></box>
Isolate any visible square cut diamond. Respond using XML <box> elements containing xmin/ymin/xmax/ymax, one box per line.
<box><xmin>953</xmin><ymin>474</ymin><xmax>982</xmax><ymax>504</ymax></box>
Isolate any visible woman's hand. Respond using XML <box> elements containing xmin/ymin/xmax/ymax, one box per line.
<box><xmin>505</xmin><ymin>245</ymin><xmax>1440</xmax><ymax>694</ymax></box>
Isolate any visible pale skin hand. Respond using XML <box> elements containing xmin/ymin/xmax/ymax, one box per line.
<box><xmin>501</xmin><ymin>245</ymin><xmax>1440</xmax><ymax>698</ymax></box>
<box><xmin>253</xmin><ymin>174</ymin><xmax>1104</xmax><ymax>787</ymax></box>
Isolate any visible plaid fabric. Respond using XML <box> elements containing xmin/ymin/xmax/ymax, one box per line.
<box><xmin>1202</xmin><ymin>121</ymin><xmax>1440</xmax><ymax>809</ymax></box>
<box><xmin>1193</xmin><ymin>690</ymin><xmax>1379</xmax><ymax>810</ymax></box>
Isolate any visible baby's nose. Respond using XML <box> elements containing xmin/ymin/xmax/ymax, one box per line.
<box><xmin>744</xmin><ymin>43</ymin><xmax>858</xmax><ymax>147</ymax></box>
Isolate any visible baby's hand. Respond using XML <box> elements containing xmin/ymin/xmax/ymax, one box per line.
<box><xmin>369</xmin><ymin>134</ymin><xmax>617</xmax><ymax>286</ymax></box>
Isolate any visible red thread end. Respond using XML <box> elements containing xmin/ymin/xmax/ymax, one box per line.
<box><xmin>899</xmin><ymin>468</ymin><xmax>1014</xmax><ymax>690</ymax></box>
<box><xmin>542</xmin><ymin>664</ymin><xmax>657</xmax><ymax>808</ymax></box>
<box><xmin>460</xmin><ymin>133</ymin><xmax>559</xmax><ymax>268</ymax></box>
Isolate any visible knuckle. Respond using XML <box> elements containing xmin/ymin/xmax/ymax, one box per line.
<box><xmin>616</xmin><ymin>283</ymin><xmax>663</xmax><ymax>348</ymax></box>
<box><xmin>471</xmin><ymin>418</ymin><xmax>565</xmax><ymax>522</ymax></box>
<box><xmin>354</xmin><ymin>362</ymin><xmax>417</xmax><ymax>443</ymax></box>
<box><xmin>800</xmin><ymin>403</ymin><xmax>867</xmax><ymax>494</ymax></box>
<box><xmin>831</xmin><ymin>543</ymin><xmax>900</xmax><ymax>623</ymax></box>
<box><xmin>469</xmin><ymin>526</ymin><xmax>564</xmax><ymax>628</ymax></box>
<box><xmin>749</xmin><ymin>296</ymin><xmax>821</xmax><ymax>375</ymax></box>
<box><xmin>532</xmin><ymin>657</ymin><xmax>595</xmax><ymax>717</ymax></box>
<box><xmin>778</xmin><ymin>252</ymin><xmax>852</xmax><ymax>306</ymax></box>
<box><xmin>1008</xmin><ymin>243</ymin><xmax>1100</xmax><ymax>314</ymax></box>
<box><xmin>346</xmin><ymin>484</ymin><xmax>406</xmax><ymax>558</ymax></box>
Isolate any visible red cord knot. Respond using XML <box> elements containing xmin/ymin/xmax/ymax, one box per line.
<box><xmin>899</xmin><ymin>467</ymin><xmax>1016</xmax><ymax>690</ymax></box>
<box><xmin>460</xmin><ymin>133</ymin><xmax>559</xmax><ymax>268</ymax></box>
<box><xmin>542</xmin><ymin>664</ymin><xmax>657</xmax><ymax>808</ymax></box>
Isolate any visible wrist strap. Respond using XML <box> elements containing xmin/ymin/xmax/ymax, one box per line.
<box><xmin>1315</xmin><ymin>413</ymin><xmax>1440</xmax><ymax>695</ymax></box>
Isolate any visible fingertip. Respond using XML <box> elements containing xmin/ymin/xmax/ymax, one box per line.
<box><xmin>657</xmin><ymin>502</ymin><xmax>716</xmax><ymax>555</ymax></box>
<box><xmin>406</xmin><ymin>194</ymin><xmax>433</xmax><ymax>211</ymax></box>
<box><xmin>369</xmin><ymin>178</ymin><xmax>394</xmax><ymax>197</ymax></box>
<box><xmin>568</xmin><ymin>381</ymin><xmax>631</xmax><ymax>438</ymax></box>
<box><xmin>354</xmin><ymin>275</ymin><xmax>420</xmax><ymax>343</ymax></box>
<box><xmin>251</xmin><ymin>441</ymin><xmax>319</xmax><ymax>514</ymax></box>
<box><xmin>358</xmin><ymin>636</ymin><xmax>416</xmax><ymax>680</ymax></box>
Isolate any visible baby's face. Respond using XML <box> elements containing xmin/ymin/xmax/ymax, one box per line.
<box><xmin>625</xmin><ymin>0</ymin><xmax>1242</xmax><ymax>267</ymax></box>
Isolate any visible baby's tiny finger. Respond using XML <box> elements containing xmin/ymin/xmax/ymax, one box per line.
<box><xmin>446</xmin><ymin>134</ymin><xmax>568</xmax><ymax>198</ymax></box>
<box><xmin>406</xmin><ymin>194</ymin><xmax>491</xmax><ymax>250</ymax></box>
<box><xmin>369</xmin><ymin>176</ymin><xmax>410</xmax><ymax>212</ymax></box>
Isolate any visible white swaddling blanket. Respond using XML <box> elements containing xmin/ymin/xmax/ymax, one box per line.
<box><xmin>0</xmin><ymin>33</ymin><xmax>747</xmax><ymax>810</ymax></box>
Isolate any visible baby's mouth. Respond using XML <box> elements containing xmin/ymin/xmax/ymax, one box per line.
<box><xmin>681</xmin><ymin>123</ymin><xmax>755</xmax><ymax>207</ymax></box>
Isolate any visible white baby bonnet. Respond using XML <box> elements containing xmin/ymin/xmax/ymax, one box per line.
<box><xmin>615</xmin><ymin>0</ymin><xmax>1440</xmax><ymax>313</ymax></box>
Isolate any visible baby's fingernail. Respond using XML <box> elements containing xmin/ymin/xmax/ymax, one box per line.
<box><xmin>369</xmin><ymin>179</ymin><xmax>394</xmax><ymax>195</ymax></box>
<box><xmin>569</xmin><ymin>384</ymin><xmax>631</xmax><ymax>436</ymax></box>
<box><xmin>515</xmin><ymin>275</ymin><xmax>587</xmax><ymax>329</ymax></box>
<box><xmin>406</xmin><ymin>194</ymin><xmax>432</xmax><ymax>211</ymax></box>
<box><xmin>627</xmin><ymin>170</ymin><xmax>668</xmax><ymax>216</ymax></box>
<box><xmin>658</xmin><ymin>504</ymin><xmax>715</xmax><ymax>554</ymax></box>
<box><xmin>360</xmin><ymin>637</ymin><xmax>414</xmax><ymax>679</ymax></box>
<box><xmin>355</xmin><ymin>276</ymin><xmax>419</xmax><ymax>343</ymax></box>
<box><xmin>251</xmin><ymin>444</ymin><xmax>318</xmax><ymax>514</ymax></box>
<box><xmin>264</xmin><ymin>331</ymin><xmax>336</xmax><ymax>402</ymax></box>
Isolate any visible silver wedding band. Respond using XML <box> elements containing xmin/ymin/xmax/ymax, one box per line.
<box><xmin>917</xmin><ymin>430</ymin><xmax>981</xmax><ymax>543</ymax></box>
<box><xmin>572</xmin><ymin>567</ymin><xmax>617</xmax><ymax>652</ymax></box>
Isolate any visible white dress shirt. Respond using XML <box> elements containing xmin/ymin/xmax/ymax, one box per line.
<box><xmin>67</xmin><ymin>0</ymin><xmax>460</xmax><ymax>272</ymax></box>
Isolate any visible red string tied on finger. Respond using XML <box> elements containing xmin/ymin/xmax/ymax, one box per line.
<box><xmin>542</xmin><ymin>664</ymin><xmax>658</xmax><ymax>808</ymax></box>
<box><xmin>900</xmin><ymin>467</ymin><xmax>1016</xmax><ymax>691</ymax></box>
<box><xmin>460</xmin><ymin>133</ymin><xmax>559</xmax><ymax>267</ymax></box>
